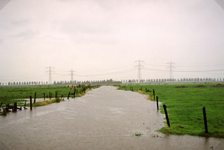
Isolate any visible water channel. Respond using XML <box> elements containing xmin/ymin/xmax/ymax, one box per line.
<box><xmin>0</xmin><ymin>86</ymin><xmax>223</xmax><ymax>149</ymax></box>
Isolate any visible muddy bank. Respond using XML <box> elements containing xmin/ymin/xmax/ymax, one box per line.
<box><xmin>0</xmin><ymin>86</ymin><xmax>223</xmax><ymax>150</ymax></box>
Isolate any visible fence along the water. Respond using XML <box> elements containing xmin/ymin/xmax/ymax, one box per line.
<box><xmin>118</xmin><ymin>86</ymin><xmax>210</xmax><ymax>134</ymax></box>
<box><xmin>153</xmin><ymin>90</ymin><xmax>209</xmax><ymax>133</ymax></box>
<box><xmin>0</xmin><ymin>84</ymin><xmax>96</xmax><ymax>116</ymax></box>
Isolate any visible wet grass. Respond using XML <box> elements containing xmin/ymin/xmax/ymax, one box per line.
<box><xmin>28</xmin><ymin>98</ymin><xmax>63</xmax><ymax>107</ymax></box>
<box><xmin>0</xmin><ymin>107</ymin><xmax>7</xmax><ymax>116</ymax></box>
<box><xmin>0</xmin><ymin>85</ymin><xmax>98</xmax><ymax>107</ymax></box>
<box><xmin>116</xmin><ymin>84</ymin><xmax>224</xmax><ymax>138</ymax></box>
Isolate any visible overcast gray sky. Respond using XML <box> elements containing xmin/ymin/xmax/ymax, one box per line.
<box><xmin>0</xmin><ymin>0</ymin><xmax>224</xmax><ymax>83</ymax></box>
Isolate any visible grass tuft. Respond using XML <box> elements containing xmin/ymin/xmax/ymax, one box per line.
<box><xmin>134</xmin><ymin>132</ymin><xmax>142</xmax><ymax>136</ymax></box>
<box><xmin>55</xmin><ymin>98</ymin><xmax>61</xmax><ymax>102</ymax></box>
<box><xmin>0</xmin><ymin>107</ymin><xmax>7</xmax><ymax>116</ymax></box>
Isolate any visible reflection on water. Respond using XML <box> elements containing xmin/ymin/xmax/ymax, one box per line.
<box><xmin>0</xmin><ymin>86</ymin><xmax>223</xmax><ymax>150</ymax></box>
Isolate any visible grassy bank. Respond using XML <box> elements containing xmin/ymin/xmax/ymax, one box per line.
<box><xmin>0</xmin><ymin>85</ymin><xmax>99</xmax><ymax>107</ymax></box>
<box><xmin>116</xmin><ymin>84</ymin><xmax>224</xmax><ymax>138</ymax></box>
<box><xmin>29</xmin><ymin>98</ymin><xmax>63</xmax><ymax>107</ymax></box>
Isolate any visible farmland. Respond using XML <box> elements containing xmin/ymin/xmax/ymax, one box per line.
<box><xmin>0</xmin><ymin>85</ymin><xmax>98</xmax><ymax>107</ymax></box>
<box><xmin>117</xmin><ymin>84</ymin><xmax>224</xmax><ymax>138</ymax></box>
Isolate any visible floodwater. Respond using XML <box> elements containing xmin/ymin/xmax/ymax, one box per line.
<box><xmin>0</xmin><ymin>86</ymin><xmax>223</xmax><ymax>150</ymax></box>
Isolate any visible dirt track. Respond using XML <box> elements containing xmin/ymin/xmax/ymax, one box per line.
<box><xmin>0</xmin><ymin>86</ymin><xmax>223</xmax><ymax>150</ymax></box>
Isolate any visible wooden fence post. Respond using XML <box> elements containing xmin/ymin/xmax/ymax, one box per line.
<box><xmin>0</xmin><ymin>102</ymin><xmax>2</xmax><ymax>111</ymax></box>
<box><xmin>163</xmin><ymin>105</ymin><xmax>170</xmax><ymax>127</ymax></box>
<box><xmin>34</xmin><ymin>92</ymin><xmax>36</xmax><ymax>103</ymax></box>
<box><xmin>13</xmin><ymin>102</ymin><xmax>17</xmax><ymax>112</ymax></box>
<box><xmin>203</xmin><ymin>107</ymin><xmax>208</xmax><ymax>133</ymax></box>
<box><xmin>55</xmin><ymin>91</ymin><xmax>58</xmax><ymax>98</ymax></box>
<box><xmin>67</xmin><ymin>92</ymin><xmax>70</xmax><ymax>99</ymax></box>
<box><xmin>30</xmin><ymin>96</ymin><xmax>32</xmax><ymax>110</ymax></box>
<box><xmin>153</xmin><ymin>90</ymin><xmax>155</xmax><ymax>100</ymax></box>
<box><xmin>24</xmin><ymin>101</ymin><xmax>27</xmax><ymax>109</ymax></box>
<box><xmin>156</xmin><ymin>96</ymin><xmax>159</xmax><ymax>110</ymax></box>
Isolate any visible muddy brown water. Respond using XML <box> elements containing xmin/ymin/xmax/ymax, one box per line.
<box><xmin>0</xmin><ymin>86</ymin><xmax>223</xmax><ymax>150</ymax></box>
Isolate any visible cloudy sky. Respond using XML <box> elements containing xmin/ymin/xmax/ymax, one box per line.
<box><xmin>0</xmin><ymin>0</ymin><xmax>224</xmax><ymax>83</ymax></box>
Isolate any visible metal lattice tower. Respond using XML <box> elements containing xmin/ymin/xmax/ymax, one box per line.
<box><xmin>46</xmin><ymin>66</ymin><xmax>54</xmax><ymax>84</ymax></box>
<box><xmin>167</xmin><ymin>62</ymin><xmax>175</xmax><ymax>80</ymax></box>
<box><xmin>135</xmin><ymin>60</ymin><xmax>144</xmax><ymax>83</ymax></box>
<box><xmin>68</xmin><ymin>69</ymin><xmax>75</xmax><ymax>82</ymax></box>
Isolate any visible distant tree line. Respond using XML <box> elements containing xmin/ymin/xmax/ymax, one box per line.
<box><xmin>0</xmin><ymin>79</ymin><xmax>122</xmax><ymax>86</ymax></box>
<box><xmin>122</xmin><ymin>78</ymin><xmax>224</xmax><ymax>84</ymax></box>
<box><xmin>53</xmin><ymin>79</ymin><xmax>122</xmax><ymax>85</ymax></box>
<box><xmin>0</xmin><ymin>81</ymin><xmax>49</xmax><ymax>86</ymax></box>
<box><xmin>1</xmin><ymin>78</ymin><xmax>224</xmax><ymax>86</ymax></box>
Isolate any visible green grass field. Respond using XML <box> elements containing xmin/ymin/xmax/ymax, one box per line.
<box><xmin>116</xmin><ymin>84</ymin><xmax>224</xmax><ymax>138</ymax></box>
<box><xmin>0</xmin><ymin>85</ymin><xmax>98</xmax><ymax>107</ymax></box>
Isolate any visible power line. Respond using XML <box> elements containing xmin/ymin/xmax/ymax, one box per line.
<box><xmin>144</xmin><ymin>63</ymin><xmax>167</xmax><ymax>67</ymax></box>
<box><xmin>174</xmin><ymin>69</ymin><xmax>224</xmax><ymax>72</ymax></box>
<box><xmin>75</xmin><ymin>64</ymin><xmax>134</xmax><ymax>73</ymax></box>
<box><xmin>144</xmin><ymin>68</ymin><xmax>169</xmax><ymax>72</ymax></box>
<box><xmin>75</xmin><ymin>68</ymin><xmax>135</xmax><ymax>77</ymax></box>
<box><xmin>135</xmin><ymin>60</ymin><xmax>144</xmax><ymax>83</ymax></box>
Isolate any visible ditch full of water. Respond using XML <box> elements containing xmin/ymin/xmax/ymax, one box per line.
<box><xmin>0</xmin><ymin>86</ymin><xmax>223</xmax><ymax>150</ymax></box>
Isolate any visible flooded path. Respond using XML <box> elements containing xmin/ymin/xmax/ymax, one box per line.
<box><xmin>0</xmin><ymin>86</ymin><xmax>223</xmax><ymax>150</ymax></box>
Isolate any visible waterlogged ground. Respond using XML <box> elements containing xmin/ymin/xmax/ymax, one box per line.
<box><xmin>0</xmin><ymin>86</ymin><xmax>223</xmax><ymax>150</ymax></box>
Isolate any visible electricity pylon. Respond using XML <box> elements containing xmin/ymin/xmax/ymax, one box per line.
<box><xmin>135</xmin><ymin>60</ymin><xmax>144</xmax><ymax>83</ymax></box>
<box><xmin>68</xmin><ymin>69</ymin><xmax>75</xmax><ymax>83</ymax></box>
<box><xmin>167</xmin><ymin>62</ymin><xmax>175</xmax><ymax>81</ymax></box>
<box><xmin>46</xmin><ymin>66</ymin><xmax>54</xmax><ymax>84</ymax></box>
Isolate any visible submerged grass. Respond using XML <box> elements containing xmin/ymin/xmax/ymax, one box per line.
<box><xmin>117</xmin><ymin>84</ymin><xmax>224</xmax><ymax>138</ymax></box>
<box><xmin>133</xmin><ymin>132</ymin><xmax>142</xmax><ymax>136</ymax></box>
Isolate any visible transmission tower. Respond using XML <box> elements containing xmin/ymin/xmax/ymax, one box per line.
<box><xmin>68</xmin><ymin>69</ymin><xmax>75</xmax><ymax>82</ymax></box>
<box><xmin>167</xmin><ymin>62</ymin><xmax>175</xmax><ymax>80</ymax></box>
<box><xmin>135</xmin><ymin>60</ymin><xmax>144</xmax><ymax>83</ymax></box>
<box><xmin>46</xmin><ymin>66</ymin><xmax>54</xmax><ymax>84</ymax></box>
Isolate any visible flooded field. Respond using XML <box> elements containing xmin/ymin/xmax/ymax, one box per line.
<box><xmin>0</xmin><ymin>86</ymin><xmax>223</xmax><ymax>150</ymax></box>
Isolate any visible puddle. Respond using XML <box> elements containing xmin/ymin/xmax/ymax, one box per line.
<box><xmin>0</xmin><ymin>86</ymin><xmax>223</xmax><ymax>150</ymax></box>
